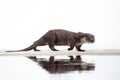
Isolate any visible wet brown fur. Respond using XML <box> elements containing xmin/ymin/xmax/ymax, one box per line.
<box><xmin>6</xmin><ymin>29</ymin><xmax>95</xmax><ymax>52</ymax></box>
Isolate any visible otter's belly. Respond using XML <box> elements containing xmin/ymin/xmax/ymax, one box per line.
<box><xmin>55</xmin><ymin>41</ymin><xmax>68</xmax><ymax>46</ymax></box>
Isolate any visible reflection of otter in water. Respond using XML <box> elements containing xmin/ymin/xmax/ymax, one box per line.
<box><xmin>28</xmin><ymin>56</ymin><xmax>95</xmax><ymax>73</ymax></box>
<box><xmin>7</xmin><ymin>29</ymin><xmax>95</xmax><ymax>52</ymax></box>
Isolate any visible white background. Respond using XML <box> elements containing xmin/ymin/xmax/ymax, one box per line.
<box><xmin>0</xmin><ymin>0</ymin><xmax>120</xmax><ymax>51</ymax></box>
<box><xmin>0</xmin><ymin>1</ymin><xmax>120</xmax><ymax>80</ymax></box>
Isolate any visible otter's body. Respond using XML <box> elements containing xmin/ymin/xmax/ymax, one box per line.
<box><xmin>7</xmin><ymin>29</ymin><xmax>95</xmax><ymax>52</ymax></box>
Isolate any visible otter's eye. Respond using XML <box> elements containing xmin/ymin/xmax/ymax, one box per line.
<box><xmin>90</xmin><ymin>36</ymin><xmax>95</xmax><ymax>42</ymax></box>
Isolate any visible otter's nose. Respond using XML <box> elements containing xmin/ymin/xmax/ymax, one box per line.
<box><xmin>91</xmin><ymin>37</ymin><xmax>95</xmax><ymax>43</ymax></box>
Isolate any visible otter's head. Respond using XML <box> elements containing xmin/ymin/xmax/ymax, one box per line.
<box><xmin>84</xmin><ymin>33</ymin><xmax>95</xmax><ymax>43</ymax></box>
<box><xmin>78</xmin><ymin>32</ymin><xmax>95</xmax><ymax>44</ymax></box>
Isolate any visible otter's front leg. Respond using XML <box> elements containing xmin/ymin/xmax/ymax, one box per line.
<box><xmin>68</xmin><ymin>38</ymin><xmax>75</xmax><ymax>51</ymax></box>
<box><xmin>76</xmin><ymin>45</ymin><xmax>85</xmax><ymax>52</ymax></box>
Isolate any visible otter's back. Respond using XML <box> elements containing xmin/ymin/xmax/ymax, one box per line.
<box><xmin>50</xmin><ymin>29</ymin><xmax>76</xmax><ymax>45</ymax></box>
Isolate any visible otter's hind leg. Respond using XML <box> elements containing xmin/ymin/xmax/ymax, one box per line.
<box><xmin>45</xmin><ymin>31</ymin><xmax>59</xmax><ymax>51</ymax></box>
<box><xmin>48</xmin><ymin>41</ymin><xmax>59</xmax><ymax>51</ymax></box>
<box><xmin>68</xmin><ymin>45</ymin><xmax>74</xmax><ymax>50</ymax></box>
<box><xmin>49</xmin><ymin>44</ymin><xmax>58</xmax><ymax>51</ymax></box>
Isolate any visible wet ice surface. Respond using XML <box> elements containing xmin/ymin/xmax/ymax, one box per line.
<box><xmin>34</xmin><ymin>56</ymin><xmax>95</xmax><ymax>73</ymax></box>
<box><xmin>0</xmin><ymin>56</ymin><xmax>120</xmax><ymax>80</ymax></box>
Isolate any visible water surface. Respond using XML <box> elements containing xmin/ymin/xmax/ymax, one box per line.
<box><xmin>0</xmin><ymin>56</ymin><xmax>120</xmax><ymax>80</ymax></box>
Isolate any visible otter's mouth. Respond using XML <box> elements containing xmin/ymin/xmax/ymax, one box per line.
<box><xmin>90</xmin><ymin>39</ymin><xmax>95</xmax><ymax>43</ymax></box>
<box><xmin>87</xmin><ymin>38</ymin><xmax>95</xmax><ymax>43</ymax></box>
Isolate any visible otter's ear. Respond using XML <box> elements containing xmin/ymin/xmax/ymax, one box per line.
<box><xmin>78</xmin><ymin>32</ymin><xmax>85</xmax><ymax>38</ymax></box>
<box><xmin>79</xmin><ymin>34</ymin><xmax>86</xmax><ymax>38</ymax></box>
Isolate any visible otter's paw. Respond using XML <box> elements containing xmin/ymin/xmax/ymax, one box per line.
<box><xmin>77</xmin><ymin>49</ymin><xmax>85</xmax><ymax>52</ymax></box>
<box><xmin>51</xmin><ymin>49</ymin><xmax>59</xmax><ymax>51</ymax></box>
<box><xmin>34</xmin><ymin>49</ymin><xmax>41</xmax><ymax>51</ymax></box>
<box><xmin>68</xmin><ymin>48</ymin><xmax>73</xmax><ymax>51</ymax></box>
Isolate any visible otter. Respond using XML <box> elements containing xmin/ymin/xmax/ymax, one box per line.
<box><xmin>6</xmin><ymin>29</ymin><xmax>95</xmax><ymax>52</ymax></box>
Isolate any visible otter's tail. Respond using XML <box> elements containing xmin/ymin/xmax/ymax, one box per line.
<box><xmin>6</xmin><ymin>43</ymin><xmax>36</xmax><ymax>52</ymax></box>
<box><xmin>6</xmin><ymin>37</ymin><xmax>45</xmax><ymax>52</ymax></box>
